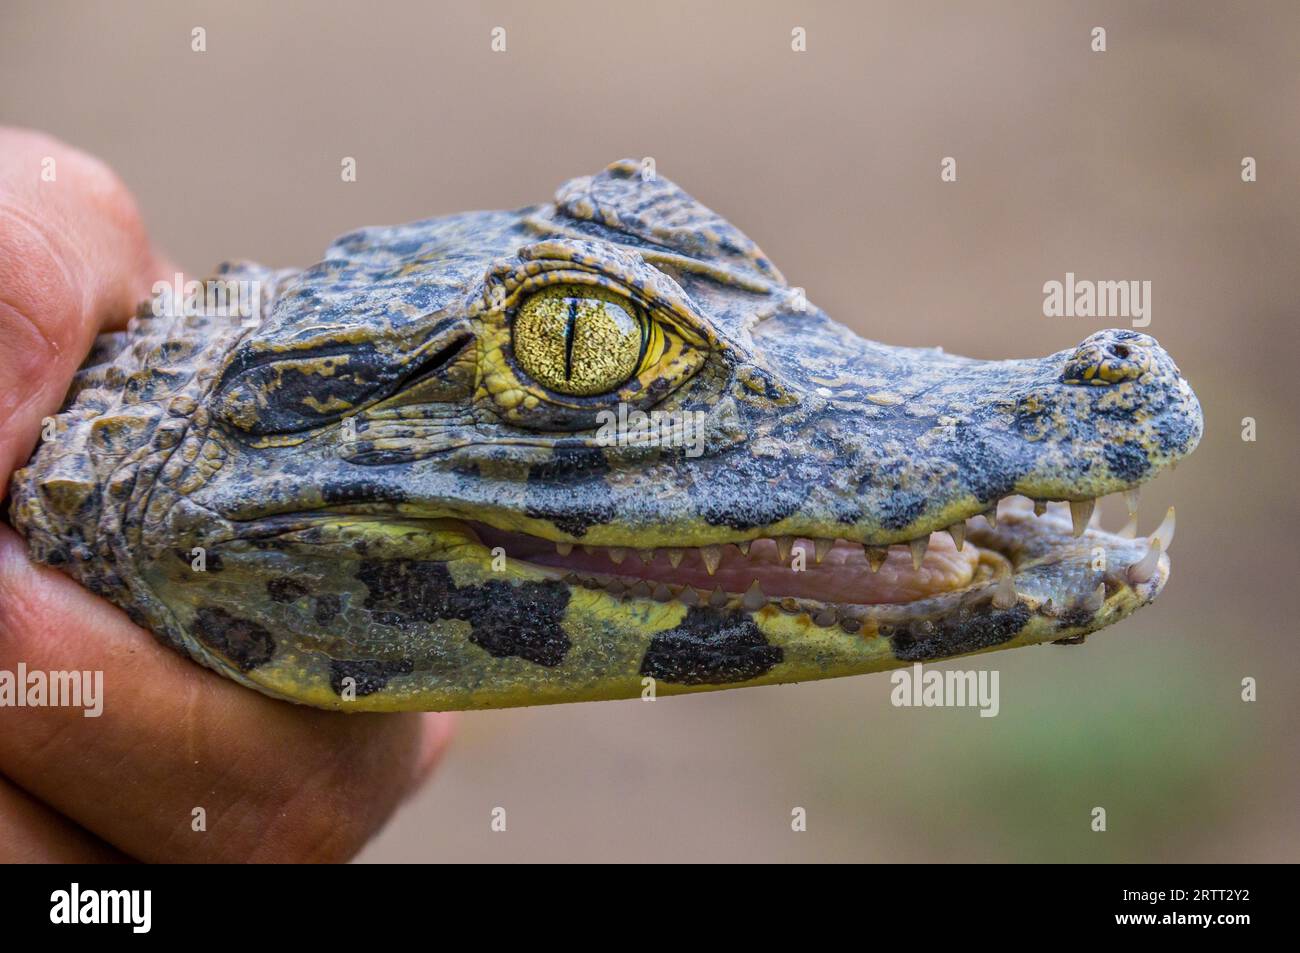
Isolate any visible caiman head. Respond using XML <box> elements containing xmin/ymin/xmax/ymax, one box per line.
<box><xmin>10</xmin><ymin>159</ymin><xmax>1203</xmax><ymax>711</ymax></box>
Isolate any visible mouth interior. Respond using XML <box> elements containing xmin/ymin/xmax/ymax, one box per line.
<box><xmin>471</xmin><ymin>523</ymin><xmax>1008</xmax><ymax>606</ymax></box>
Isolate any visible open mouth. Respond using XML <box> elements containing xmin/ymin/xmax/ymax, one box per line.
<box><xmin>465</xmin><ymin>494</ymin><xmax>1175</xmax><ymax>632</ymax></box>
<box><xmin>477</xmin><ymin>522</ymin><xmax>1003</xmax><ymax>606</ymax></box>
<box><xmin>220</xmin><ymin>489</ymin><xmax>1175</xmax><ymax>644</ymax></box>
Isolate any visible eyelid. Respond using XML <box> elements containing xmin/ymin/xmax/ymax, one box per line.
<box><xmin>478</xmin><ymin>240</ymin><xmax>710</xmax><ymax>347</ymax></box>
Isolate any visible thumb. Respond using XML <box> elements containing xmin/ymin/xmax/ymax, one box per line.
<box><xmin>0</xmin><ymin>128</ymin><xmax>174</xmax><ymax>492</ymax></box>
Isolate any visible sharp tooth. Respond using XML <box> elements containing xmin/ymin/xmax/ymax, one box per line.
<box><xmin>1123</xmin><ymin>487</ymin><xmax>1140</xmax><ymax>518</ymax></box>
<box><xmin>776</xmin><ymin>535</ymin><xmax>795</xmax><ymax>563</ymax></box>
<box><xmin>709</xmin><ymin>586</ymin><xmax>729</xmax><ymax>608</ymax></box>
<box><xmin>665</xmin><ymin>548</ymin><xmax>685</xmax><ymax>568</ymax></box>
<box><xmin>741</xmin><ymin>579</ymin><xmax>766</xmax><ymax>611</ymax></box>
<box><xmin>736</xmin><ymin>540</ymin><xmax>751</xmax><ymax>557</ymax></box>
<box><xmin>555</xmin><ymin>542</ymin><xmax>573</xmax><ymax>556</ymax></box>
<box><xmin>628</xmin><ymin>580</ymin><xmax>653</xmax><ymax>598</ymax></box>
<box><xmin>1127</xmin><ymin>537</ymin><xmax>1162</xmax><ymax>584</ymax></box>
<box><xmin>983</xmin><ymin>507</ymin><xmax>998</xmax><ymax>528</ymax></box>
<box><xmin>1118</xmin><ymin>515</ymin><xmax>1138</xmax><ymax>539</ymax></box>
<box><xmin>814</xmin><ymin>608</ymin><xmax>838</xmax><ymax>627</ymax></box>
<box><xmin>909</xmin><ymin>536</ymin><xmax>929</xmax><ymax>570</ymax></box>
<box><xmin>652</xmin><ymin>583</ymin><xmax>673</xmax><ymax>603</ymax></box>
<box><xmin>946</xmin><ymin>522</ymin><xmax>966</xmax><ymax>551</ymax></box>
<box><xmin>1080</xmin><ymin>582</ymin><xmax>1105</xmax><ymax>612</ymax></box>
<box><xmin>608</xmin><ymin>547</ymin><xmax>628</xmax><ymax>564</ymax></box>
<box><xmin>1069</xmin><ymin>499</ymin><xmax>1095</xmax><ymax>537</ymax></box>
<box><xmin>699</xmin><ymin>544</ymin><xmax>723</xmax><ymax>576</ymax></box>
<box><xmin>1033</xmin><ymin>500</ymin><xmax>1047</xmax><ymax>517</ymax></box>
<box><xmin>637</xmin><ymin>548</ymin><xmax>656</xmax><ymax>564</ymax></box>
<box><xmin>604</xmin><ymin>579</ymin><xmax>625</xmax><ymax>597</ymax></box>
<box><xmin>814</xmin><ymin>538</ymin><xmax>834</xmax><ymax>563</ymax></box>
<box><xmin>864</xmin><ymin>545</ymin><xmax>889</xmax><ymax>572</ymax></box>
<box><xmin>582</xmin><ymin>545</ymin><xmax>598</xmax><ymax>555</ymax></box>
<box><xmin>1152</xmin><ymin>506</ymin><xmax>1176</xmax><ymax>550</ymax></box>
<box><xmin>677</xmin><ymin>587</ymin><xmax>701</xmax><ymax>607</ymax></box>
<box><xmin>992</xmin><ymin>573</ymin><xmax>1017</xmax><ymax>609</ymax></box>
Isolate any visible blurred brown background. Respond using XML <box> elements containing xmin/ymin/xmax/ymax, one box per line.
<box><xmin>3</xmin><ymin>0</ymin><xmax>1297</xmax><ymax>861</ymax></box>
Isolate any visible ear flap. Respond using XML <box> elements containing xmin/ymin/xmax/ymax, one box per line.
<box><xmin>213</xmin><ymin>314</ymin><xmax>471</xmax><ymax>436</ymax></box>
<box><xmin>554</xmin><ymin>159</ymin><xmax>786</xmax><ymax>286</ymax></box>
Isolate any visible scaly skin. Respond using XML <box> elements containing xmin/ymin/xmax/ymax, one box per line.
<box><xmin>9</xmin><ymin>160</ymin><xmax>1202</xmax><ymax>711</ymax></box>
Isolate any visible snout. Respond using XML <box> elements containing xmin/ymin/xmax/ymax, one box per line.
<box><xmin>1013</xmin><ymin>328</ymin><xmax>1202</xmax><ymax>500</ymax></box>
<box><xmin>742</xmin><ymin>312</ymin><xmax>1203</xmax><ymax>541</ymax></box>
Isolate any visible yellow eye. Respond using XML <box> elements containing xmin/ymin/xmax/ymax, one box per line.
<box><xmin>512</xmin><ymin>285</ymin><xmax>650</xmax><ymax>395</ymax></box>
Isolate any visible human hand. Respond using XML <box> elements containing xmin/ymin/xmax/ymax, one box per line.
<box><xmin>0</xmin><ymin>128</ymin><xmax>454</xmax><ymax>862</ymax></box>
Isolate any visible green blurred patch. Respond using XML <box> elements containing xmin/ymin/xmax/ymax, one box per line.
<box><xmin>811</xmin><ymin>642</ymin><xmax>1255</xmax><ymax>861</ymax></box>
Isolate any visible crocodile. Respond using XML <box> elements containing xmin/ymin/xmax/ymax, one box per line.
<box><xmin>8</xmin><ymin>159</ymin><xmax>1203</xmax><ymax>711</ymax></box>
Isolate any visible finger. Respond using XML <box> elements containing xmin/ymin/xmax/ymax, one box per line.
<box><xmin>0</xmin><ymin>525</ymin><xmax>456</xmax><ymax>862</ymax></box>
<box><xmin>0</xmin><ymin>127</ymin><xmax>173</xmax><ymax>491</ymax></box>
<box><xmin>0</xmin><ymin>774</ymin><xmax>128</xmax><ymax>863</ymax></box>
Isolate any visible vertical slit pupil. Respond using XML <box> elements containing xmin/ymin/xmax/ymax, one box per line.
<box><xmin>563</xmin><ymin>298</ymin><xmax>578</xmax><ymax>381</ymax></box>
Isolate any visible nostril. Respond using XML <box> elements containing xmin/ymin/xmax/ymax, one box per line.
<box><xmin>1063</xmin><ymin>337</ymin><xmax>1149</xmax><ymax>386</ymax></box>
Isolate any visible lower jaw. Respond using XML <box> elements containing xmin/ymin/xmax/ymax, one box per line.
<box><xmin>152</xmin><ymin>496</ymin><xmax>1175</xmax><ymax>714</ymax></box>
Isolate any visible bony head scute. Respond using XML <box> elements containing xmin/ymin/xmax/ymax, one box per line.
<box><xmin>511</xmin><ymin>285</ymin><xmax>649</xmax><ymax>395</ymax></box>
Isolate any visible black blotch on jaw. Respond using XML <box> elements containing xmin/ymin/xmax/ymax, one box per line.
<box><xmin>523</xmin><ymin>445</ymin><xmax>617</xmax><ymax>537</ymax></box>
<box><xmin>640</xmin><ymin>607</ymin><xmax>783</xmax><ymax>685</ymax></box>
<box><xmin>1053</xmin><ymin>605</ymin><xmax>1096</xmax><ymax>630</ymax></box>
<box><xmin>267</xmin><ymin>577</ymin><xmax>309</xmax><ymax>603</ymax></box>
<box><xmin>884</xmin><ymin>603</ymin><xmax>1031</xmax><ymax>662</ymax></box>
<box><xmin>321</xmin><ymin>479</ymin><xmax>408</xmax><ymax>507</ymax></box>
<box><xmin>1103</xmin><ymin>440</ymin><xmax>1151</xmax><ymax>483</ymax></box>
<box><xmin>948</xmin><ymin>423</ymin><xmax>1026</xmax><ymax>507</ymax></box>
<box><xmin>314</xmin><ymin>594</ymin><xmax>342</xmax><ymax>625</ymax></box>
<box><xmin>357</xmin><ymin>560</ymin><xmax>572</xmax><ymax>666</ymax></box>
<box><xmin>879</xmin><ymin>494</ymin><xmax>927</xmax><ymax>532</ymax></box>
<box><xmin>1156</xmin><ymin>412</ymin><xmax>1199</xmax><ymax>456</ymax></box>
<box><xmin>462</xmin><ymin>579</ymin><xmax>571</xmax><ymax>665</ymax></box>
<box><xmin>329</xmin><ymin>658</ymin><xmax>415</xmax><ymax>697</ymax></box>
<box><xmin>194</xmin><ymin>607</ymin><xmax>275</xmax><ymax>671</ymax></box>
<box><xmin>692</xmin><ymin>451</ymin><xmax>810</xmax><ymax>531</ymax></box>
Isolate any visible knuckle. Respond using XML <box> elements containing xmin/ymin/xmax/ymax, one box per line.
<box><xmin>242</xmin><ymin>747</ymin><xmax>397</xmax><ymax>863</ymax></box>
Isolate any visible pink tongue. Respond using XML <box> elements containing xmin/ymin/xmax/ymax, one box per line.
<box><xmin>525</xmin><ymin>535</ymin><xmax>980</xmax><ymax>605</ymax></box>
